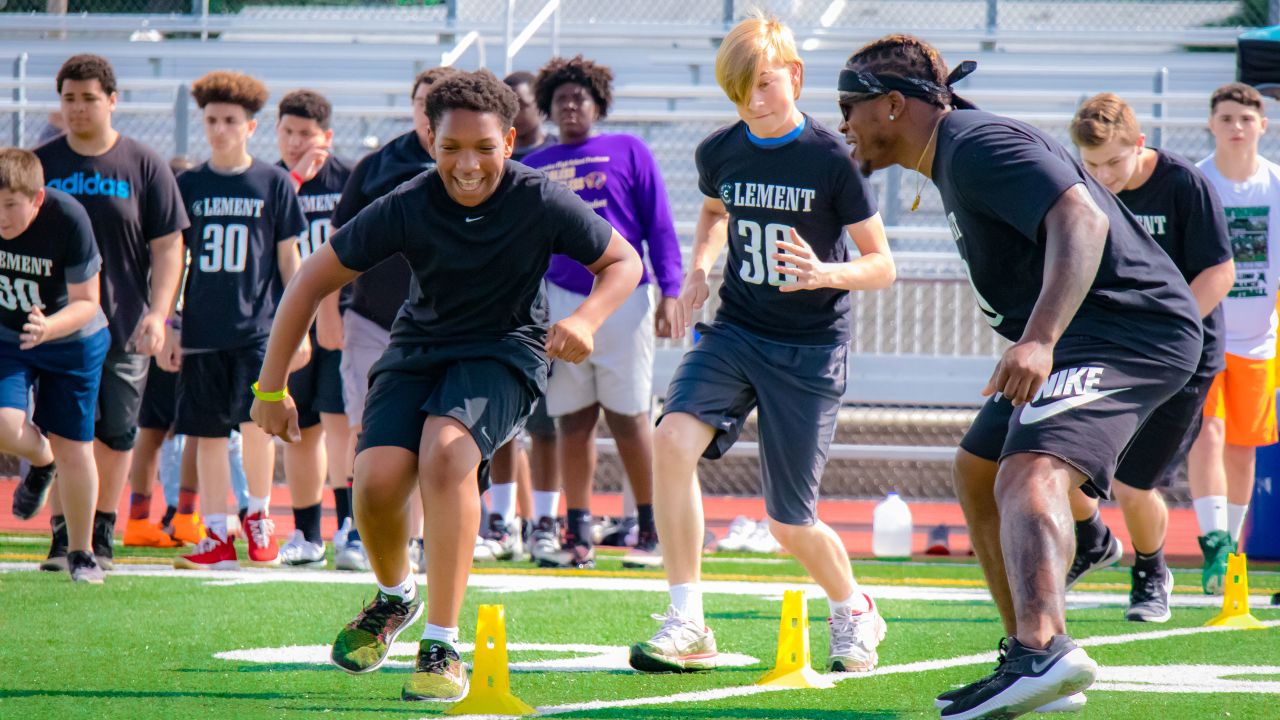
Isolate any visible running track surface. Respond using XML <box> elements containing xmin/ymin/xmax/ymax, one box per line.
<box><xmin>0</xmin><ymin>479</ymin><xmax>1211</xmax><ymax>561</ymax></box>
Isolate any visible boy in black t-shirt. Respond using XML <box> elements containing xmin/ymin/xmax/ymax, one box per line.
<box><xmin>274</xmin><ymin>89</ymin><xmax>353</xmax><ymax>567</ymax></box>
<box><xmin>251</xmin><ymin>70</ymin><xmax>641</xmax><ymax>701</ymax></box>
<box><xmin>1067</xmin><ymin>94</ymin><xmax>1235</xmax><ymax>622</ymax></box>
<box><xmin>24</xmin><ymin>54</ymin><xmax>188</xmax><ymax>569</ymax></box>
<box><xmin>166</xmin><ymin>71</ymin><xmax>309</xmax><ymax>571</ymax></box>
<box><xmin>329</xmin><ymin>66</ymin><xmax>454</xmax><ymax>573</ymax></box>
<box><xmin>839</xmin><ymin>36</ymin><xmax>1203</xmax><ymax>718</ymax></box>
<box><xmin>0</xmin><ymin>148</ymin><xmax>111</xmax><ymax>583</ymax></box>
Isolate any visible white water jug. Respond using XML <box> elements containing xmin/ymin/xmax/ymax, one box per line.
<box><xmin>872</xmin><ymin>492</ymin><xmax>914</xmax><ymax>558</ymax></box>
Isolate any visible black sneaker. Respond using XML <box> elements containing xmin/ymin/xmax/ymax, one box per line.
<box><xmin>92</xmin><ymin>513</ymin><xmax>116</xmax><ymax>571</ymax></box>
<box><xmin>939</xmin><ymin>635</ymin><xmax>1097</xmax><ymax>720</ymax></box>
<box><xmin>12</xmin><ymin>461</ymin><xmax>56</xmax><ymax>520</ymax></box>
<box><xmin>1126</xmin><ymin>564</ymin><xmax>1173</xmax><ymax>623</ymax></box>
<box><xmin>67</xmin><ymin>550</ymin><xmax>104</xmax><ymax>584</ymax></box>
<box><xmin>40</xmin><ymin>515</ymin><xmax>68</xmax><ymax>572</ymax></box>
<box><xmin>1065</xmin><ymin>531</ymin><xmax>1123</xmax><ymax>590</ymax></box>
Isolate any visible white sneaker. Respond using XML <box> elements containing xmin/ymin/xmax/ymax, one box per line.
<box><xmin>744</xmin><ymin>521</ymin><xmax>782</xmax><ymax>554</ymax></box>
<box><xmin>477</xmin><ymin>514</ymin><xmax>524</xmax><ymax>561</ymax></box>
<box><xmin>529</xmin><ymin>516</ymin><xmax>561</xmax><ymax>566</ymax></box>
<box><xmin>334</xmin><ymin>537</ymin><xmax>370</xmax><ymax>572</ymax></box>
<box><xmin>716</xmin><ymin>516</ymin><xmax>756</xmax><ymax>552</ymax></box>
<box><xmin>827</xmin><ymin>595</ymin><xmax>888</xmax><ymax>672</ymax></box>
<box><xmin>628</xmin><ymin>605</ymin><xmax>718</xmax><ymax>672</ymax></box>
<box><xmin>473</xmin><ymin>533</ymin><xmax>494</xmax><ymax>562</ymax></box>
<box><xmin>409</xmin><ymin>537</ymin><xmax>426</xmax><ymax>574</ymax></box>
<box><xmin>280</xmin><ymin>530</ymin><xmax>326</xmax><ymax>567</ymax></box>
<box><xmin>333</xmin><ymin>517</ymin><xmax>353</xmax><ymax>552</ymax></box>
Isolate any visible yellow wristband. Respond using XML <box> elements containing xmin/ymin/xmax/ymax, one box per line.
<box><xmin>251</xmin><ymin>382</ymin><xmax>289</xmax><ymax>402</ymax></box>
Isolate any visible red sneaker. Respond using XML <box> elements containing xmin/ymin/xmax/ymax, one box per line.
<box><xmin>244</xmin><ymin>511</ymin><xmax>281</xmax><ymax>567</ymax></box>
<box><xmin>173</xmin><ymin>533</ymin><xmax>239</xmax><ymax>570</ymax></box>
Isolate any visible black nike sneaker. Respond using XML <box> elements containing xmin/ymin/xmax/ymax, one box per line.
<box><xmin>92</xmin><ymin>512</ymin><xmax>116</xmax><ymax>571</ymax></box>
<box><xmin>939</xmin><ymin>635</ymin><xmax>1097</xmax><ymax>720</ymax></box>
<box><xmin>40</xmin><ymin>515</ymin><xmax>68</xmax><ymax>572</ymax></box>
<box><xmin>12</xmin><ymin>461</ymin><xmax>56</xmax><ymax>520</ymax></box>
<box><xmin>1065</xmin><ymin>531</ymin><xmax>1123</xmax><ymax>590</ymax></box>
<box><xmin>1126</xmin><ymin>564</ymin><xmax>1173</xmax><ymax>623</ymax></box>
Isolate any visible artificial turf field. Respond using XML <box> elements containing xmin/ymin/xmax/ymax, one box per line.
<box><xmin>2</xmin><ymin>538</ymin><xmax>1279</xmax><ymax>720</ymax></box>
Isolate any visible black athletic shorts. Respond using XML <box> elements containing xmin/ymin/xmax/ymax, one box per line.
<box><xmin>174</xmin><ymin>341</ymin><xmax>267</xmax><ymax>438</ymax></box>
<box><xmin>138</xmin><ymin>358</ymin><xmax>178</xmax><ymax>431</ymax></box>
<box><xmin>357</xmin><ymin>339</ymin><xmax>543</xmax><ymax>492</ymax></box>
<box><xmin>289</xmin><ymin>343</ymin><xmax>345</xmax><ymax>430</ymax></box>
<box><xmin>1114</xmin><ymin>378</ymin><xmax>1212</xmax><ymax>491</ymax></box>
<box><xmin>661</xmin><ymin>321</ymin><xmax>846</xmax><ymax>526</ymax></box>
<box><xmin>959</xmin><ymin>336</ymin><xmax>1193</xmax><ymax>499</ymax></box>
<box><xmin>523</xmin><ymin>395</ymin><xmax>555</xmax><ymax>438</ymax></box>
<box><xmin>95</xmin><ymin>345</ymin><xmax>150</xmax><ymax>450</ymax></box>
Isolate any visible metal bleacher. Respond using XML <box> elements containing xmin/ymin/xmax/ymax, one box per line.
<box><xmin>0</xmin><ymin>3</ymin><xmax>1269</xmax><ymax>499</ymax></box>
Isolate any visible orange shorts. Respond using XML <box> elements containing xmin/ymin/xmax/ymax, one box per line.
<box><xmin>1203</xmin><ymin>353</ymin><xmax>1278</xmax><ymax>446</ymax></box>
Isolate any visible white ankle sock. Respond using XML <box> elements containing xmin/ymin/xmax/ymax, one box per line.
<box><xmin>1193</xmin><ymin>496</ymin><xmax>1227</xmax><ymax>535</ymax></box>
<box><xmin>488</xmin><ymin>483</ymin><xmax>518</xmax><ymax>525</ymax></box>
<box><xmin>247</xmin><ymin>495</ymin><xmax>269</xmax><ymax>516</ymax></box>
<box><xmin>377</xmin><ymin>576</ymin><xmax>417</xmax><ymax>602</ymax></box>
<box><xmin>669</xmin><ymin>582</ymin><xmax>704</xmax><ymax>626</ymax></box>
<box><xmin>534</xmin><ymin>490</ymin><xmax>560</xmax><ymax>521</ymax></box>
<box><xmin>206</xmin><ymin>514</ymin><xmax>228</xmax><ymax>540</ymax></box>
<box><xmin>422</xmin><ymin>623</ymin><xmax>459</xmax><ymax>645</ymax></box>
<box><xmin>828</xmin><ymin>592</ymin><xmax>871</xmax><ymax>615</ymax></box>
<box><xmin>1227</xmin><ymin>503</ymin><xmax>1250</xmax><ymax>543</ymax></box>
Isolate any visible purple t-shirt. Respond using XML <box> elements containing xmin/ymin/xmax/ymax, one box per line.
<box><xmin>524</xmin><ymin>134</ymin><xmax>682</xmax><ymax>297</ymax></box>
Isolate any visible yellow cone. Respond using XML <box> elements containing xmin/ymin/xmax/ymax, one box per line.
<box><xmin>1205</xmin><ymin>552</ymin><xmax>1267</xmax><ymax>630</ymax></box>
<box><xmin>756</xmin><ymin>589</ymin><xmax>834</xmax><ymax>689</ymax></box>
<box><xmin>447</xmin><ymin>605</ymin><xmax>536</xmax><ymax>716</ymax></box>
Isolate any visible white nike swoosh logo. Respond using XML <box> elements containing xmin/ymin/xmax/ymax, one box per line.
<box><xmin>1029</xmin><ymin>654</ymin><xmax>1058</xmax><ymax>675</ymax></box>
<box><xmin>465</xmin><ymin>216</ymin><xmax>484</xmax><ymax>223</ymax></box>
<box><xmin>1017</xmin><ymin>388</ymin><xmax>1129</xmax><ymax>425</ymax></box>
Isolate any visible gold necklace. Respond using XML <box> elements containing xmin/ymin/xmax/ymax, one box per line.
<box><xmin>910</xmin><ymin>116</ymin><xmax>943</xmax><ymax>212</ymax></box>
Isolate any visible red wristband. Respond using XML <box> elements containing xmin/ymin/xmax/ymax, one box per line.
<box><xmin>289</xmin><ymin>170</ymin><xmax>304</xmax><ymax>186</ymax></box>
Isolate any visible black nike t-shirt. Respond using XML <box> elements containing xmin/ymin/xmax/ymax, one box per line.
<box><xmin>932</xmin><ymin>110</ymin><xmax>1202</xmax><ymax>372</ymax></box>
<box><xmin>177</xmin><ymin>159</ymin><xmax>307</xmax><ymax>350</ymax></box>
<box><xmin>696</xmin><ymin>115</ymin><xmax>877</xmax><ymax>345</ymax></box>
<box><xmin>280</xmin><ymin>155</ymin><xmax>351</xmax><ymax>259</ymax></box>
<box><xmin>35</xmin><ymin>134</ymin><xmax>189</xmax><ymax>350</ymax></box>
<box><xmin>1118</xmin><ymin>149</ymin><xmax>1232</xmax><ymax>382</ymax></box>
<box><xmin>328</xmin><ymin>161</ymin><xmax>614</xmax><ymax>356</ymax></box>
<box><xmin>331</xmin><ymin>131</ymin><xmax>434</xmax><ymax>331</ymax></box>
<box><xmin>512</xmin><ymin>134</ymin><xmax>558</xmax><ymax>162</ymax></box>
<box><xmin>0</xmin><ymin>189</ymin><xmax>107</xmax><ymax>344</ymax></box>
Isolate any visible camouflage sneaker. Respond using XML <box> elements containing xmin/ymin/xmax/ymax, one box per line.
<box><xmin>629</xmin><ymin>605</ymin><xmax>718</xmax><ymax>672</ymax></box>
<box><xmin>402</xmin><ymin>641</ymin><xmax>469</xmax><ymax>701</ymax></box>
<box><xmin>331</xmin><ymin>591</ymin><xmax>424</xmax><ymax>674</ymax></box>
<box><xmin>1198</xmin><ymin>530</ymin><xmax>1233</xmax><ymax>596</ymax></box>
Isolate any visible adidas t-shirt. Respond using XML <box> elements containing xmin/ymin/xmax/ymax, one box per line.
<box><xmin>932</xmin><ymin>110</ymin><xmax>1202</xmax><ymax>372</ymax></box>
<box><xmin>1195</xmin><ymin>155</ymin><xmax>1280</xmax><ymax>360</ymax></box>
<box><xmin>35</xmin><ymin>134</ymin><xmax>189</xmax><ymax>350</ymax></box>
<box><xmin>1118</xmin><ymin>150</ymin><xmax>1232</xmax><ymax>382</ymax></box>
<box><xmin>696</xmin><ymin>114</ymin><xmax>877</xmax><ymax>345</ymax></box>
<box><xmin>328</xmin><ymin>161</ymin><xmax>614</xmax><ymax>354</ymax></box>
<box><xmin>177</xmin><ymin>159</ymin><xmax>307</xmax><ymax>350</ymax></box>
<box><xmin>0</xmin><ymin>188</ymin><xmax>107</xmax><ymax>344</ymax></box>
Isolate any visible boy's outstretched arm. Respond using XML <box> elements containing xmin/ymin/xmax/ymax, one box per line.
<box><xmin>545</xmin><ymin>230</ymin><xmax>642</xmax><ymax>364</ymax></box>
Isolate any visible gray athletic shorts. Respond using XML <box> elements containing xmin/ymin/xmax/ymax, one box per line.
<box><xmin>340</xmin><ymin>309</ymin><xmax>391</xmax><ymax>429</ymax></box>
<box><xmin>661</xmin><ymin>321</ymin><xmax>846</xmax><ymax>526</ymax></box>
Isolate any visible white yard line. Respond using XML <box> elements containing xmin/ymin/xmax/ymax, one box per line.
<box><xmin>440</xmin><ymin>620</ymin><xmax>1280</xmax><ymax>719</ymax></box>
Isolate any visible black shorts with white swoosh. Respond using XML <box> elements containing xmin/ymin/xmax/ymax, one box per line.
<box><xmin>959</xmin><ymin>336</ymin><xmax>1193</xmax><ymax>499</ymax></box>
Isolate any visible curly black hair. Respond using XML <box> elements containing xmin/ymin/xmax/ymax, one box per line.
<box><xmin>534</xmin><ymin>55</ymin><xmax>614</xmax><ymax>119</ymax></box>
<box><xmin>191</xmin><ymin>71</ymin><xmax>269</xmax><ymax>114</ymax></box>
<box><xmin>278</xmin><ymin>89</ymin><xmax>333</xmax><ymax>130</ymax></box>
<box><xmin>425</xmin><ymin>69</ymin><xmax>519</xmax><ymax>131</ymax></box>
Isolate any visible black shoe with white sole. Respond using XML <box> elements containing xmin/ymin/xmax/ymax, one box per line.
<box><xmin>939</xmin><ymin>635</ymin><xmax>1097</xmax><ymax>720</ymax></box>
<box><xmin>1125</xmin><ymin>564</ymin><xmax>1173</xmax><ymax>623</ymax></box>
<box><xmin>1065</xmin><ymin>532</ymin><xmax>1123</xmax><ymax>591</ymax></box>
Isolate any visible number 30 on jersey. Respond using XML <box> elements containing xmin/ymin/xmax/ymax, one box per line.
<box><xmin>737</xmin><ymin>220</ymin><xmax>796</xmax><ymax>287</ymax></box>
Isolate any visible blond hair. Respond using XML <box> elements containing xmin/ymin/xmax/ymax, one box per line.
<box><xmin>715</xmin><ymin>14</ymin><xmax>802</xmax><ymax>106</ymax></box>
<box><xmin>0</xmin><ymin>148</ymin><xmax>45</xmax><ymax>198</ymax></box>
<box><xmin>1070</xmin><ymin>93</ymin><xmax>1141</xmax><ymax>148</ymax></box>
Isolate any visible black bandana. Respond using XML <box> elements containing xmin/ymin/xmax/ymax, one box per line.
<box><xmin>838</xmin><ymin>60</ymin><xmax>977</xmax><ymax>109</ymax></box>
